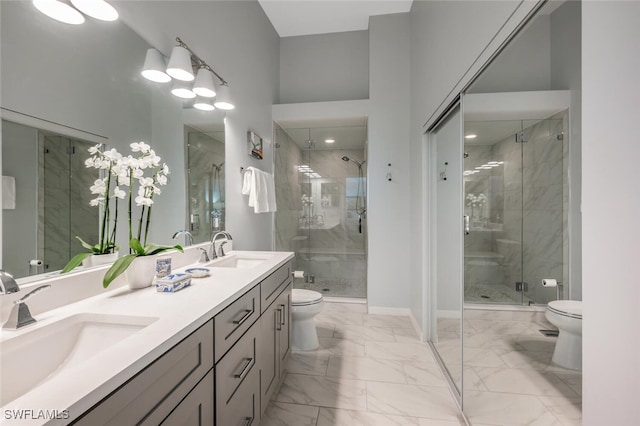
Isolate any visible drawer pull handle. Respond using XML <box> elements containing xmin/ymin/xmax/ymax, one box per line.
<box><xmin>243</xmin><ymin>417</ymin><xmax>253</xmax><ymax>426</ymax></box>
<box><xmin>279</xmin><ymin>303</ymin><xmax>286</xmax><ymax>326</ymax></box>
<box><xmin>234</xmin><ymin>357</ymin><xmax>255</xmax><ymax>379</ymax></box>
<box><xmin>232</xmin><ymin>309</ymin><xmax>254</xmax><ymax>325</ymax></box>
<box><xmin>276</xmin><ymin>308</ymin><xmax>282</xmax><ymax>331</ymax></box>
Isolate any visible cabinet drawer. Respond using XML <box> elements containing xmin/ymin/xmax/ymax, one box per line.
<box><xmin>216</xmin><ymin>321</ymin><xmax>258</xmax><ymax>405</ymax></box>
<box><xmin>214</xmin><ymin>285</ymin><xmax>260</xmax><ymax>362</ymax></box>
<box><xmin>260</xmin><ymin>261</ymin><xmax>291</xmax><ymax>314</ymax></box>
<box><xmin>216</xmin><ymin>353</ymin><xmax>260</xmax><ymax>426</ymax></box>
<box><xmin>73</xmin><ymin>320</ymin><xmax>214</xmax><ymax>426</ymax></box>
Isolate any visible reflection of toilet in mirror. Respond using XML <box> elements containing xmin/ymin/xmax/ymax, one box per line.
<box><xmin>546</xmin><ymin>299</ymin><xmax>582</xmax><ymax>370</ymax></box>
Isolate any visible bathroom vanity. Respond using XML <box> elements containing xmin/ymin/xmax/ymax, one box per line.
<box><xmin>0</xmin><ymin>248</ymin><xmax>293</xmax><ymax>426</ymax></box>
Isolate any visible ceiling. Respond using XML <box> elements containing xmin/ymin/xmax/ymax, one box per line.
<box><xmin>277</xmin><ymin>116</ymin><xmax>368</xmax><ymax>151</ymax></box>
<box><xmin>258</xmin><ymin>0</ymin><xmax>413</xmax><ymax>37</ymax></box>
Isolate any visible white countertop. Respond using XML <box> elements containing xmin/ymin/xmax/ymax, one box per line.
<box><xmin>0</xmin><ymin>250</ymin><xmax>294</xmax><ymax>425</ymax></box>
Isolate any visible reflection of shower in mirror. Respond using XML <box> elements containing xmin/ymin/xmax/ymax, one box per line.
<box><xmin>341</xmin><ymin>156</ymin><xmax>367</xmax><ymax>233</ymax></box>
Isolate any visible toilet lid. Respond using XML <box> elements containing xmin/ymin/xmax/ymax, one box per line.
<box><xmin>548</xmin><ymin>300</ymin><xmax>582</xmax><ymax>319</ymax></box>
<box><xmin>292</xmin><ymin>289</ymin><xmax>323</xmax><ymax>306</ymax></box>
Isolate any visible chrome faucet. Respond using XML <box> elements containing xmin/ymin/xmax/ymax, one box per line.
<box><xmin>172</xmin><ymin>230</ymin><xmax>194</xmax><ymax>247</ymax></box>
<box><xmin>3</xmin><ymin>284</ymin><xmax>51</xmax><ymax>329</ymax></box>
<box><xmin>210</xmin><ymin>231</ymin><xmax>232</xmax><ymax>259</ymax></box>
<box><xmin>0</xmin><ymin>270</ymin><xmax>20</xmax><ymax>295</ymax></box>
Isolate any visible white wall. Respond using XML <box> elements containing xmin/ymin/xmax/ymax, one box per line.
<box><xmin>279</xmin><ymin>30</ymin><xmax>369</xmax><ymax>103</ymax></box>
<box><xmin>582</xmin><ymin>2</ymin><xmax>640</xmax><ymax>424</ymax></box>
<box><xmin>368</xmin><ymin>13</ymin><xmax>411</xmax><ymax>309</ymax></box>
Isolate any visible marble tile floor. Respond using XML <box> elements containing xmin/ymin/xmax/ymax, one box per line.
<box><xmin>263</xmin><ymin>303</ymin><xmax>582</xmax><ymax>426</ymax></box>
<box><xmin>263</xmin><ymin>302</ymin><xmax>466</xmax><ymax>426</ymax></box>
<box><xmin>436</xmin><ymin>309</ymin><xmax>582</xmax><ymax>425</ymax></box>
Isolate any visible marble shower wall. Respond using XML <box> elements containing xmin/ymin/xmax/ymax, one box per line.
<box><xmin>40</xmin><ymin>134</ymin><xmax>98</xmax><ymax>272</ymax></box>
<box><xmin>464</xmin><ymin>112</ymin><xmax>568</xmax><ymax>304</ymax></box>
<box><xmin>274</xmin><ymin>124</ymin><xmax>367</xmax><ymax>297</ymax></box>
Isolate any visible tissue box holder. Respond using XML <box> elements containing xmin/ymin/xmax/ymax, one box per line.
<box><xmin>156</xmin><ymin>273</ymin><xmax>192</xmax><ymax>293</ymax></box>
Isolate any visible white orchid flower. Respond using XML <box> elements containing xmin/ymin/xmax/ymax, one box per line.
<box><xmin>162</xmin><ymin>163</ymin><xmax>170</xmax><ymax>175</ymax></box>
<box><xmin>90</xmin><ymin>196</ymin><xmax>105</xmax><ymax>206</ymax></box>
<box><xmin>135</xmin><ymin>195</ymin><xmax>153</xmax><ymax>207</ymax></box>
<box><xmin>84</xmin><ymin>158</ymin><xmax>95</xmax><ymax>168</ymax></box>
<box><xmin>157</xmin><ymin>174</ymin><xmax>168</xmax><ymax>186</ymax></box>
<box><xmin>90</xmin><ymin>179</ymin><xmax>106</xmax><ymax>195</ymax></box>
<box><xmin>139</xmin><ymin>177</ymin><xmax>154</xmax><ymax>188</ymax></box>
<box><xmin>88</xmin><ymin>144</ymin><xmax>102</xmax><ymax>155</ymax></box>
<box><xmin>113</xmin><ymin>187</ymin><xmax>126</xmax><ymax>199</ymax></box>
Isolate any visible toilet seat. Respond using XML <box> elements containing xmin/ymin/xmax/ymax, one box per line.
<box><xmin>548</xmin><ymin>300</ymin><xmax>582</xmax><ymax>319</ymax></box>
<box><xmin>292</xmin><ymin>289</ymin><xmax>323</xmax><ymax>306</ymax></box>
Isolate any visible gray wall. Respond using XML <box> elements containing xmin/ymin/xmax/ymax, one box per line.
<box><xmin>279</xmin><ymin>30</ymin><xmax>369</xmax><ymax>103</ymax></box>
<box><xmin>368</xmin><ymin>13</ymin><xmax>411</xmax><ymax>310</ymax></box>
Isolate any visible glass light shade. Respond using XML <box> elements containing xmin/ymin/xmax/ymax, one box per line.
<box><xmin>33</xmin><ymin>0</ymin><xmax>85</xmax><ymax>25</ymax></box>
<box><xmin>166</xmin><ymin>46</ymin><xmax>194</xmax><ymax>81</ymax></box>
<box><xmin>141</xmin><ymin>49</ymin><xmax>171</xmax><ymax>83</ymax></box>
<box><xmin>193</xmin><ymin>68</ymin><xmax>217</xmax><ymax>98</ymax></box>
<box><xmin>171</xmin><ymin>81</ymin><xmax>195</xmax><ymax>99</ymax></box>
<box><xmin>70</xmin><ymin>0</ymin><xmax>118</xmax><ymax>21</ymax></box>
<box><xmin>213</xmin><ymin>83</ymin><xmax>234</xmax><ymax>110</ymax></box>
<box><xmin>194</xmin><ymin>96</ymin><xmax>215</xmax><ymax>111</ymax></box>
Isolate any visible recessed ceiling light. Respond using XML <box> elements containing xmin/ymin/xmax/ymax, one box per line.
<box><xmin>325</xmin><ymin>139</ymin><xmax>335</xmax><ymax>144</ymax></box>
<box><xmin>465</xmin><ymin>134</ymin><xmax>477</xmax><ymax>139</ymax></box>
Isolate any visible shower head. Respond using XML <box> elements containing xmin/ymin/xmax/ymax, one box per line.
<box><xmin>342</xmin><ymin>156</ymin><xmax>365</xmax><ymax>168</ymax></box>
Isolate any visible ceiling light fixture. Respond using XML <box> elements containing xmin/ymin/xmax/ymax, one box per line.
<box><xmin>142</xmin><ymin>37</ymin><xmax>234</xmax><ymax>111</ymax></box>
<box><xmin>325</xmin><ymin>139</ymin><xmax>335</xmax><ymax>144</ymax></box>
<box><xmin>70</xmin><ymin>0</ymin><xmax>118</xmax><ymax>21</ymax></box>
<box><xmin>465</xmin><ymin>134</ymin><xmax>477</xmax><ymax>139</ymax></box>
<box><xmin>33</xmin><ymin>0</ymin><xmax>86</xmax><ymax>25</ymax></box>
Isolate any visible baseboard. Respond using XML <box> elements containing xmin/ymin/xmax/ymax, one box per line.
<box><xmin>367</xmin><ymin>306</ymin><xmax>411</xmax><ymax>316</ymax></box>
<box><xmin>322</xmin><ymin>296</ymin><xmax>367</xmax><ymax>304</ymax></box>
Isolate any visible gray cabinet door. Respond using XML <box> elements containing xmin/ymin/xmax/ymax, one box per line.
<box><xmin>277</xmin><ymin>282</ymin><xmax>292</xmax><ymax>375</ymax></box>
<box><xmin>259</xmin><ymin>301</ymin><xmax>279</xmax><ymax>414</ymax></box>
<box><xmin>161</xmin><ymin>370</ymin><xmax>214</xmax><ymax>426</ymax></box>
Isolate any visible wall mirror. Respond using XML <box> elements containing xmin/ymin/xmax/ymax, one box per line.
<box><xmin>458</xmin><ymin>0</ymin><xmax>581</xmax><ymax>422</ymax></box>
<box><xmin>1</xmin><ymin>1</ymin><xmax>224</xmax><ymax>280</ymax></box>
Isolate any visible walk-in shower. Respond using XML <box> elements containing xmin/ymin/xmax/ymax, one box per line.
<box><xmin>274</xmin><ymin>120</ymin><xmax>368</xmax><ymax>298</ymax></box>
<box><xmin>464</xmin><ymin>111</ymin><xmax>569</xmax><ymax>306</ymax></box>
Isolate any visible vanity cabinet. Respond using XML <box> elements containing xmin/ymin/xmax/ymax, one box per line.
<box><xmin>259</xmin><ymin>280</ymin><xmax>292</xmax><ymax>414</ymax></box>
<box><xmin>71</xmin><ymin>259</ymin><xmax>292</xmax><ymax>426</ymax></box>
<box><xmin>72</xmin><ymin>320</ymin><xmax>214</xmax><ymax>426</ymax></box>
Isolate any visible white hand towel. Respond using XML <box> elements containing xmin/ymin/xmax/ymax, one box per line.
<box><xmin>2</xmin><ymin>176</ymin><xmax>16</xmax><ymax>210</ymax></box>
<box><xmin>266</xmin><ymin>172</ymin><xmax>277</xmax><ymax>212</ymax></box>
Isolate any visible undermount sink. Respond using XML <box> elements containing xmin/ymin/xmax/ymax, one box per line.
<box><xmin>0</xmin><ymin>313</ymin><xmax>157</xmax><ymax>406</ymax></box>
<box><xmin>207</xmin><ymin>254</ymin><xmax>271</xmax><ymax>269</ymax></box>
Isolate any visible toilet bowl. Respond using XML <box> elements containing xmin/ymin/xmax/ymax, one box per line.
<box><xmin>291</xmin><ymin>289</ymin><xmax>323</xmax><ymax>351</ymax></box>
<box><xmin>545</xmin><ymin>300</ymin><xmax>582</xmax><ymax>370</ymax></box>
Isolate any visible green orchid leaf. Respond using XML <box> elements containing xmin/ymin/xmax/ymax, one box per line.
<box><xmin>103</xmin><ymin>254</ymin><xmax>137</xmax><ymax>288</ymax></box>
<box><xmin>61</xmin><ymin>252</ymin><xmax>93</xmax><ymax>274</ymax></box>
<box><xmin>75</xmin><ymin>236</ymin><xmax>97</xmax><ymax>252</ymax></box>
<box><xmin>144</xmin><ymin>244</ymin><xmax>184</xmax><ymax>256</ymax></box>
<box><xmin>129</xmin><ymin>238</ymin><xmax>146</xmax><ymax>255</ymax></box>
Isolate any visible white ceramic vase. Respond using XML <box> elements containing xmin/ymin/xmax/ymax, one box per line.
<box><xmin>126</xmin><ymin>255</ymin><xmax>157</xmax><ymax>289</ymax></box>
<box><xmin>82</xmin><ymin>252</ymin><xmax>119</xmax><ymax>267</ymax></box>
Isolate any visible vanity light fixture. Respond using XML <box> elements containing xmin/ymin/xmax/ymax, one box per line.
<box><xmin>141</xmin><ymin>49</ymin><xmax>171</xmax><ymax>83</ymax></box>
<box><xmin>170</xmin><ymin>80</ymin><xmax>196</xmax><ymax>99</ymax></box>
<box><xmin>166</xmin><ymin>45</ymin><xmax>195</xmax><ymax>81</ymax></box>
<box><xmin>213</xmin><ymin>82</ymin><xmax>235</xmax><ymax>110</ymax></box>
<box><xmin>142</xmin><ymin>37</ymin><xmax>235</xmax><ymax>111</ymax></box>
<box><xmin>194</xmin><ymin>97</ymin><xmax>215</xmax><ymax>111</ymax></box>
<box><xmin>70</xmin><ymin>0</ymin><xmax>118</xmax><ymax>21</ymax></box>
<box><xmin>193</xmin><ymin>67</ymin><xmax>217</xmax><ymax>98</ymax></box>
<box><xmin>33</xmin><ymin>0</ymin><xmax>119</xmax><ymax>24</ymax></box>
<box><xmin>33</xmin><ymin>0</ymin><xmax>86</xmax><ymax>25</ymax></box>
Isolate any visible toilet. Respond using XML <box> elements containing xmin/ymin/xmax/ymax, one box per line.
<box><xmin>291</xmin><ymin>289</ymin><xmax>324</xmax><ymax>351</ymax></box>
<box><xmin>545</xmin><ymin>300</ymin><xmax>582</xmax><ymax>370</ymax></box>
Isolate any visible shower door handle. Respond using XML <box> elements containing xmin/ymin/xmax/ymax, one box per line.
<box><xmin>464</xmin><ymin>215</ymin><xmax>470</xmax><ymax>235</ymax></box>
